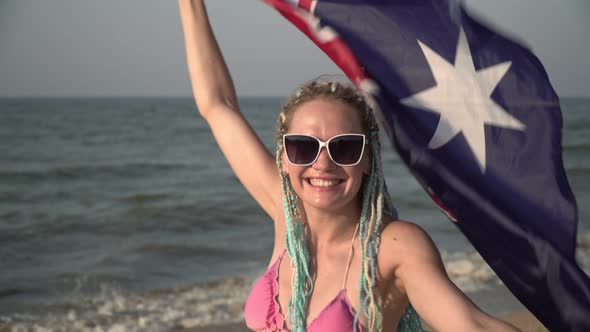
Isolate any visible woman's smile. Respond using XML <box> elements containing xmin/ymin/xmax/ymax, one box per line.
<box><xmin>306</xmin><ymin>177</ymin><xmax>345</xmax><ymax>191</ymax></box>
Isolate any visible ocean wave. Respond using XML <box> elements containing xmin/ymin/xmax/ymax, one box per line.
<box><xmin>0</xmin><ymin>162</ymin><xmax>199</xmax><ymax>182</ymax></box>
<box><xmin>443</xmin><ymin>232</ymin><xmax>590</xmax><ymax>292</ymax></box>
<box><xmin>2</xmin><ymin>233</ymin><xmax>589</xmax><ymax>331</ymax></box>
<box><xmin>0</xmin><ymin>288</ymin><xmax>29</xmax><ymax>299</ymax></box>
<box><xmin>131</xmin><ymin>243</ymin><xmax>237</xmax><ymax>260</ymax></box>
<box><xmin>0</xmin><ymin>277</ymin><xmax>250</xmax><ymax>332</ymax></box>
<box><xmin>119</xmin><ymin>193</ymin><xmax>171</xmax><ymax>205</ymax></box>
<box><xmin>563</xmin><ymin>142</ymin><xmax>590</xmax><ymax>154</ymax></box>
<box><xmin>566</xmin><ymin>167</ymin><xmax>590</xmax><ymax>177</ymax></box>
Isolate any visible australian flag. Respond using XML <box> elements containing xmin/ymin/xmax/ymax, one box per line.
<box><xmin>262</xmin><ymin>0</ymin><xmax>590</xmax><ymax>330</ymax></box>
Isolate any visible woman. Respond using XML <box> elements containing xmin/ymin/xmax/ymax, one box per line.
<box><xmin>178</xmin><ymin>1</ymin><xmax>520</xmax><ymax>331</ymax></box>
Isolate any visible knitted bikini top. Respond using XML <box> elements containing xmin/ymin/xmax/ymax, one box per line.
<box><xmin>244</xmin><ymin>225</ymin><xmax>423</xmax><ymax>331</ymax></box>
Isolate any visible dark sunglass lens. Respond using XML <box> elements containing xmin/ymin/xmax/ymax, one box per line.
<box><xmin>329</xmin><ymin>136</ymin><xmax>364</xmax><ymax>165</ymax></box>
<box><xmin>285</xmin><ymin>136</ymin><xmax>319</xmax><ymax>165</ymax></box>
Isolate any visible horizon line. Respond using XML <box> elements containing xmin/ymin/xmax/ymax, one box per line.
<box><xmin>0</xmin><ymin>95</ymin><xmax>287</xmax><ymax>99</ymax></box>
<box><xmin>1</xmin><ymin>94</ymin><xmax>589</xmax><ymax>99</ymax></box>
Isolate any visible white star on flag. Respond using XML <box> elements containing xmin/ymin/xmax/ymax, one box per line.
<box><xmin>400</xmin><ymin>28</ymin><xmax>525</xmax><ymax>172</ymax></box>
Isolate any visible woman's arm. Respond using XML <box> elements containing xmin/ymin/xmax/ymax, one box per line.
<box><xmin>380</xmin><ymin>221</ymin><xmax>521</xmax><ymax>332</ymax></box>
<box><xmin>178</xmin><ymin>0</ymin><xmax>281</xmax><ymax>219</ymax></box>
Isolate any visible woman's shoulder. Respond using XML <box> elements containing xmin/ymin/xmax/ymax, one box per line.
<box><xmin>378</xmin><ymin>218</ymin><xmax>441</xmax><ymax>279</ymax></box>
<box><xmin>380</xmin><ymin>218</ymin><xmax>434</xmax><ymax>251</ymax></box>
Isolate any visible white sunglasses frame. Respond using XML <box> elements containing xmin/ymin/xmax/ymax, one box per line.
<box><xmin>282</xmin><ymin>133</ymin><xmax>367</xmax><ymax>167</ymax></box>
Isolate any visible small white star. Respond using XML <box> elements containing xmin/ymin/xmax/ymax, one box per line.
<box><xmin>400</xmin><ymin>28</ymin><xmax>525</xmax><ymax>172</ymax></box>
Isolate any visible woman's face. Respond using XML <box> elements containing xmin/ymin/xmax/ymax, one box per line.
<box><xmin>282</xmin><ymin>98</ymin><xmax>370</xmax><ymax>213</ymax></box>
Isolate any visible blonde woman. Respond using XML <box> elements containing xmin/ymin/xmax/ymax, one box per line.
<box><xmin>178</xmin><ymin>1</ymin><xmax>520</xmax><ymax>331</ymax></box>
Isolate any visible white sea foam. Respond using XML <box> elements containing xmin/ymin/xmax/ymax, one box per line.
<box><xmin>2</xmin><ymin>232</ymin><xmax>589</xmax><ymax>331</ymax></box>
<box><xmin>0</xmin><ymin>277</ymin><xmax>251</xmax><ymax>332</ymax></box>
<box><xmin>442</xmin><ymin>231</ymin><xmax>590</xmax><ymax>292</ymax></box>
<box><xmin>442</xmin><ymin>250</ymin><xmax>500</xmax><ymax>292</ymax></box>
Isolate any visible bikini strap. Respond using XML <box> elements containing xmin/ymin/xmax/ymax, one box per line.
<box><xmin>270</xmin><ymin>248</ymin><xmax>287</xmax><ymax>270</ymax></box>
<box><xmin>278</xmin><ymin>248</ymin><xmax>287</xmax><ymax>264</ymax></box>
<box><xmin>342</xmin><ymin>223</ymin><xmax>360</xmax><ymax>290</ymax></box>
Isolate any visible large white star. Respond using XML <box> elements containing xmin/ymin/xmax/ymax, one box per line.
<box><xmin>400</xmin><ymin>28</ymin><xmax>525</xmax><ymax>172</ymax></box>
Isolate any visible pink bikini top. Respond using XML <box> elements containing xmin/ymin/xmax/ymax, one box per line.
<box><xmin>244</xmin><ymin>227</ymin><xmax>361</xmax><ymax>332</ymax></box>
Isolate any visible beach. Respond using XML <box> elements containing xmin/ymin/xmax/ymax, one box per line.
<box><xmin>0</xmin><ymin>97</ymin><xmax>588</xmax><ymax>331</ymax></box>
<box><xmin>0</xmin><ymin>287</ymin><xmax>550</xmax><ymax>332</ymax></box>
<box><xmin>171</xmin><ymin>284</ymin><xmax>550</xmax><ymax>331</ymax></box>
<box><xmin>169</xmin><ymin>285</ymin><xmax>549</xmax><ymax>331</ymax></box>
<box><xmin>2</xmin><ymin>243</ymin><xmax>583</xmax><ymax>330</ymax></box>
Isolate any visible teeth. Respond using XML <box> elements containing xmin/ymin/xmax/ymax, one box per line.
<box><xmin>309</xmin><ymin>179</ymin><xmax>340</xmax><ymax>187</ymax></box>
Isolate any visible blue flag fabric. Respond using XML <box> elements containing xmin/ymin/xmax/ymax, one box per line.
<box><xmin>262</xmin><ymin>0</ymin><xmax>590</xmax><ymax>330</ymax></box>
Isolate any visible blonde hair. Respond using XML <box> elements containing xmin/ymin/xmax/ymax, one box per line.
<box><xmin>276</xmin><ymin>79</ymin><xmax>378</xmax><ymax>141</ymax></box>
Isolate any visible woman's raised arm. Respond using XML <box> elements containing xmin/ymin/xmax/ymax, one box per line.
<box><xmin>178</xmin><ymin>0</ymin><xmax>281</xmax><ymax>220</ymax></box>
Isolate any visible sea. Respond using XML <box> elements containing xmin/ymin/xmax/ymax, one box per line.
<box><xmin>0</xmin><ymin>97</ymin><xmax>589</xmax><ymax>331</ymax></box>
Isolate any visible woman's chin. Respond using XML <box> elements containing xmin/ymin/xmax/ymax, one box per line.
<box><xmin>303</xmin><ymin>190</ymin><xmax>354</xmax><ymax>212</ymax></box>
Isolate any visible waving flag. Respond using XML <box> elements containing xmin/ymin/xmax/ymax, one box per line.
<box><xmin>262</xmin><ymin>0</ymin><xmax>590</xmax><ymax>330</ymax></box>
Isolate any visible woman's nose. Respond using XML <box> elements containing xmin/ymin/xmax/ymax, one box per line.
<box><xmin>312</xmin><ymin>147</ymin><xmax>335</xmax><ymax>169</ymax></box>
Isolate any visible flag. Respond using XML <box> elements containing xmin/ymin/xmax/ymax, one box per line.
<box><xmin>262</xmin><ymin>0</ymin><xmax>590</xmax><ymax>330</ymax></box>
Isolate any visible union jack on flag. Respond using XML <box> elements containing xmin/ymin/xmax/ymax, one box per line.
<box><xmin>262</xmin><ymin>0</ymin><xmax>590</xmax><ymax>331</ymax></box>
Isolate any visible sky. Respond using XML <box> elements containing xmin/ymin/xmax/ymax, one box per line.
<box><xmin>0</xmin><ymin>0</ymin><xmax>588</xmax><ymax>97</ymax></box>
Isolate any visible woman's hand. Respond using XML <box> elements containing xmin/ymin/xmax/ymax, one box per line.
<box><xmin>380</xmin><ymin>221</ymin><xmax>521</xmax><ymax>332</ymax></box>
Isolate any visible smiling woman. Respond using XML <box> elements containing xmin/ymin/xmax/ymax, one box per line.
<box><xmin>178</xmin><ymin>0</ymin><xmax>522</xmax><ymax>331</ymax></box>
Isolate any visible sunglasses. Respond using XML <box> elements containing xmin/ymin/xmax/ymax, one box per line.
<box><xmin>283</xmin><ymin>134</ymin><xmax>366</xmax><ymax>166</ymax></box>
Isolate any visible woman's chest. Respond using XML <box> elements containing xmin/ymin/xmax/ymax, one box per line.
<box><xmin>276</xmin><ymin>251</ymin><xmax>355</xmax><ymax>327</ymax></box>
<box><xmin>281</xmin><ymin>251</ymin><xmax>410</xmax><ymax>329</ymax></box>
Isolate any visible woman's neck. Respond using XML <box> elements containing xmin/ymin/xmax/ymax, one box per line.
<box><xmin>302</xmin><ymin>202</ymin><xmax>361</xmax><ymax>251</ymax></box>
